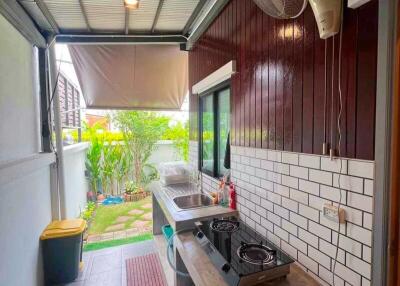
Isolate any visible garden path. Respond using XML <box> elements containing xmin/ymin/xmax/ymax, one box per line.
<box><xmin>87</xmin><ymin>203</ymin><xmax>152</xmax><ymax>243</ymax></box>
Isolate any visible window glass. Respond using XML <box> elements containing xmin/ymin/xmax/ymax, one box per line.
<box><xmin>201</xmin><ymin>95</ymin><xmax>214</xmax><ymax>174</ymax></box>
<box><xmin>217</xmin><ymin>88</ymin><xmax>230</xmax><ymax>176</ymax></box>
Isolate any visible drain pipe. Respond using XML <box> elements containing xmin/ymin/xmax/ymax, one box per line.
<box><xmin>48</xmin><ymin>41</ymin><xmax>67</xmax><ymax>219</ymax></box>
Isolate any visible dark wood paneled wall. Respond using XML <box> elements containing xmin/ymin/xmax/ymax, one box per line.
<box><xmin>189</xmin><ymin>0</ymin><xmax>378</xmax><ymax>160</ymax></box>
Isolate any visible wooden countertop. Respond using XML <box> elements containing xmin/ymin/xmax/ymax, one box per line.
<box><xmin>150</xmin><ymin>181</ymin><xmax>238</xmax><ymax>230</ymax></box>
<box><xmin>175</xmin><ymin>231</ymin><xmax>320</xmax><ymax>286</ymax></box>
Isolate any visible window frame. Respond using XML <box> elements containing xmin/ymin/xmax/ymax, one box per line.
<box><xmin>198</xmin><ymin>80</ymin><xmax>231</xmax><ymax>178</ymax></box>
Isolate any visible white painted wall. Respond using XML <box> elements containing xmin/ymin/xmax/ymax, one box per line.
<box><xmin>148</xmin><ymin>140</ymin><xmax>183</xmax><ymax>166</ymax></box>
<box><xmin>63</xmin><ymin>143</ymin><xmax>90</xmax><ymax>218</ymax></box>
<box><xmin>0</xmin><ymin>15</ymin><xmax>41</xmax><ymax>162</ymax></box>
<box><xmin>0</xmin><ymin>165</ymin><xmax>52</xmax><ymax>286</ymax></box>
<box><xmin>0</xmin><ymin>14</ymin><xmax>53</xmax><ymax>286</ymax></box>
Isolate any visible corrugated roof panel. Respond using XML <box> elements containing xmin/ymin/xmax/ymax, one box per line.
<box><xmin>18</xmin><ymin>1</ymin><xmax>54</xmax><ymax>32</ymax></box>
<box><xmin>156</xmin><ymin>0</ymin><xmax>199</xmax><ymax>32</ymax></box>
<box><xmin>82</xmin><ymin>0</ymin><xmax>125</xmax><ymax>32</ymax></box>
<box><xmin>43</xmin><ymin>0</ymin><xmax>87</xmax><ymax>31</ymax></box>
<box><xmin>128</xmin><ymin>0</ymin><xmax>159</xmax><ymax>32</ymax></box>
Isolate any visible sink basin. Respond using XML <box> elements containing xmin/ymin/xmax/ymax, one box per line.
<box><xmin>172</xmin><ymin>194</ymin><xmax>214</xmax><ymax>210</ymax></box>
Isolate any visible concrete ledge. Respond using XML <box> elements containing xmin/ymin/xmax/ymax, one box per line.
<box><xmin>63</xmin><ymin>142</ymin><xmax>89</xmax><ymax>154</ymax></box>
<box><xmin>0</xmin><ymin>152</ymin><xmax>56</xmax><ymax>185</ymax></box>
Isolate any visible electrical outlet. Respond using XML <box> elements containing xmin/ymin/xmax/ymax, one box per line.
<box><xmin>322</xmin><ymin>203</ymin><xmax>346</xmax><ymax>224</ymax></box>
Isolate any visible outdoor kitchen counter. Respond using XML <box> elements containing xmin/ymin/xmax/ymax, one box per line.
<box><xmin>175</xmin><ymin>231</ymin><xmax>321</xmax><ymax>286</ymax></box>
<box><xmin>150</xmin><ymin>181</ymin><xmax>238</xmax><ymax>231</ymax></box>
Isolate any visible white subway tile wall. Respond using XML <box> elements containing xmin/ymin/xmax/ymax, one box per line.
<box><xmin>189</xmin><ymin>141</ymin><xmax>374</xmax><ymax>286</ymax></box>
<box><xmin>231</xmin><ymin>145</ymin><xmax>374</xmax><ymax>286</ymax></box>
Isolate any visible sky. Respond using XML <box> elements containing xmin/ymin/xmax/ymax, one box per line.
<box><xmin>55</xmin><ymin>44</ymin><xmax>189</xmax><ymax>126</ymax></box>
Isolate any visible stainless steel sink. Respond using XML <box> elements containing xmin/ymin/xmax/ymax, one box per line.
<box><xmin>172</xmin><ymin>193</ymin><xmax>214</xmax><ymax>210</ymax></box>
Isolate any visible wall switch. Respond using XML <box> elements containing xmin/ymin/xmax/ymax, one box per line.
<box><xmin>322</xmin><ymin>203</ymin><xmax>346</xmax><ymax>224</ymax></box>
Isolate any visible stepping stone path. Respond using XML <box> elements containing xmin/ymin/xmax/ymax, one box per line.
<box><xmin>115</xmin><ymin>216</ymin><xmax>131</xmax><ymax>223</ymax></box>
<box><xmin>142</xmin><ymin>203</ymin><xmax>152</xmax><ymax>209</ymax></box>
<box><xmin>105</xmin><ymin>223</ymin><xmax>125</xmax><ymax>232</ymax></box>
<box><xmin>131</xmin><ymin>220</ymin><xmax>148</xmax><ymax>228</ymax></box>
<box><xmin>142</xmin><ymin>213</ymin><xmax>152</xmax><ymax>221</ymax></box>
<box><xmin>113</xmin><ymin>230</ymin><xmax>126</xmax><ymax>240</ymax></box>
<box><xmin>128</xmin><ymin>209</ymin><xmax>144</xmax><ymax>216</ymax></box>
<box><xmin>85</xmin><ymin>203</ymin><xmax>154</xmax><ymax>244</ymax></box>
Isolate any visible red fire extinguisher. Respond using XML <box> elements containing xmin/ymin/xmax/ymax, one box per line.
<box><xmin>229</xmin><ymin>182</ymin><xmax>236</xmax><ymax>210</ymax></box>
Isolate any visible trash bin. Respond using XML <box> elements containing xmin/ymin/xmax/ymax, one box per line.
<box><xmin>40</xmin><ymin>219</ymin><xmax>86</xmax><ymax>285</ymax></box>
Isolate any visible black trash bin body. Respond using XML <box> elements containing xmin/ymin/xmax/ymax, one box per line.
<box><xmin>40</xmin><ymin>219</ymin><xmax>86</xmax><ymax>285</ymax></box>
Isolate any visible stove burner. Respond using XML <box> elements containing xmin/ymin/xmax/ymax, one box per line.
<box><xmin>210</xmin><ymin>219</ymin><xmax>239</xmax><ymax>233</ymax></box>
<box><xmin>237</xmin><ymin>242</ymin><xmax>276</xmax><ymax>266</ymax></box>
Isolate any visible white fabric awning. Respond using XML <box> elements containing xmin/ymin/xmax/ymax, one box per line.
<box><xmin>68</xmin><ymin>44</ymin><xmax>188</xmax><ymax>110</ymax></box>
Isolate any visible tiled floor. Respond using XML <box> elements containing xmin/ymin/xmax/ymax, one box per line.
<box><xmin>64</xmin><ymin>240</ymin><xmax>157</xmax><ymax>286</ymax></box>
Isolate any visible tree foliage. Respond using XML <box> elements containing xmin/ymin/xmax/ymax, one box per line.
<box><xmin>163</xmin><ymin>121</ymin><xmax>189</xmax><ymax>162</ymax></box>
<box><xmin>113</xmin><ymin>111</ymin><xmax>170</xmax><ymax>188</ymax></box>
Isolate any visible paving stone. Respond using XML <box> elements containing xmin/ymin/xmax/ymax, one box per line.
<box><xmin>142</xmin><ymin>203</ymin><xmax>152</xmax><ymax>209</ymax></box>
<box><xmin>100</xmin><ymin>232</ymin><xmax>114</xmax><ymax>241</ymax></box>
<box><xmin>113</xmin><ymin>230</ymin><xmax>127</xmax><ymax>240</ymax></box>
<box><xmin>104</xmin><ymin>223</ymin><xmax>125</xmax><ymax>232</ymax></box>
<box><xmin>142</xmin><ymin>212</ymin><xmax>153</xmax><ymax>220</ymax></box>
<box><xmin>128</xmin><ymin>209</ymin><xmax>144</xmax><ymax>216</ymax></box>
<box><xmin>131</xmin><ymin>220</ymin><xmax>148</xmax><ymax>228</ymax></box>
<box><xmin>126</xmin><ymin>228</ymin><xmax>139</xmax><ymax>237</ymax></box>
<box><xmin>87</xmin><ymin>235</ymin><xmax>101</xmax><ymax>243</ymax></box>
<box><xmin>115</xmin><ymin>216</ymin><xmax>131</xmax><ymax>223</ymax></box>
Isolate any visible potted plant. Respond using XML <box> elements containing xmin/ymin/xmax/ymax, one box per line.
<box><xmin>124</xmin><ymin>181</ymin><xmax>147</xmax><ymax>202</ymax></box>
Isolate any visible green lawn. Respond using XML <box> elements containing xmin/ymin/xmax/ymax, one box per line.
<box><xmin>87</xmin><ymin>196</ymin><xmax>152</xmax><ymax>235</ymax></box>
<box><xmin>84</xmin><ymin>233</ymin><xmax>153</xmax><ymax>252</ymax></box>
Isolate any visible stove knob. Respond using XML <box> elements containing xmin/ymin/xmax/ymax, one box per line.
<box><xmin>221</xmin><ymin>263</ymin><xmax>231</xmax><ymax>273</ymax></box>
<box><xmin>196</xmin><ymin>231</ymin><xmax>204</xmax><ymax>239</ymax></box>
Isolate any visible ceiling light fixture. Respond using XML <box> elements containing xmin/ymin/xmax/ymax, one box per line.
<box><xmin>124</xmin><ymin>0</ymin><xmax>140</xmax><ymax>9</ymax></box>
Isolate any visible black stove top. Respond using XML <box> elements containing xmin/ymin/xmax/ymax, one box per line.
<box><xmin>194</xmin><ymin>217</ymin><xmax>294</xmax><ymax>286</ymax></box>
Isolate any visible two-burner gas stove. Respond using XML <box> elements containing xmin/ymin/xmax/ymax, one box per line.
<box><xmin>194</xmin><ymin>217</ymin><xmax>294</xmax><ymax>286</ymax></box>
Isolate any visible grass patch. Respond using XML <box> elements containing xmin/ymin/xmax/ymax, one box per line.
<box><xmin>83</xmin><ymin>233</ymin><xmax>153</xmax><ymax>252</ymax></box>
<box><xmin>88</xmin><ymin>196</ymin><xmax>152</xmax><ymax>235</ymax></box>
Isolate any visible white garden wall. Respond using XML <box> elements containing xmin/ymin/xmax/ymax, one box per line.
<box><xmin>63</xmin><ymin>143</ymin><xmax>90</xmax><ymax>218</ymax></box>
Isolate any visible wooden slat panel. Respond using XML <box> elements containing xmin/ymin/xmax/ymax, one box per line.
<box><xmin>283</xmin><ymin>19</ymin><xmax>294</xmax><ymax>151</ymax></box>
<box><xmin>313</xmin><ymin>23</ymin><xmax>325</xmax><ymax>156</ymax></box>
<box><xmin>261</xmin><ymin>11</ymin><xmax>269</xmax><ymax>149</ymax></box>
<box><xmin>275</xmin><ymin>19</ymin><xmax>285</xmax><ymax>150</ymax></box>
<box><xmin>188</xmin><ymin>0</ymin><xmax>378</xmax><ymax>161</ymax></box>
<box><xmin>293</xmin><ymin>15</ymin><xmax>304</xmax><ymax>153</ymax></box>
<box><xmin>356</xmin><ymin>1</ymin><xmax>378</xmax><ymax>160</ymax></box>
<box><xmin>268</xmin><ymin>18</ymin><xmax>277</xmax><ymax>150</ymax></box>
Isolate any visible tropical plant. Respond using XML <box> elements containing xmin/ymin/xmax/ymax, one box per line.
<box><xmin>80</xmin><ymin>201</ymin><xmax>96</xmax><ymax>221</ymax></box>
<box><xmin>124</xmin><ymin>180</ymin><xmax>140</xmax><ymax>194</ymax></box>
<box><xmin>114</xmin><ymin>111</ymin><xmax>169</xmax><ymax>188</ymax></box>
<box><xmin>85</xmin><ymin>124</ymin><xmax>105</xmax><ymax>195</ymax></box>
<box><xmin>114</xmin><ymin>143</ymin><xmax>132</xmax><ymax>194</ymax></box>
<box><xmin>101</xmin><ymin>141</ymin><xmax>120</xmax><ymax>196</ymax></box>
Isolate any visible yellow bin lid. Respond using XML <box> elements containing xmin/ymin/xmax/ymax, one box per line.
<box><xmin>41</xmin><ymin>219</ymin><xmax>86</xmax><ymax>240</ymax></box>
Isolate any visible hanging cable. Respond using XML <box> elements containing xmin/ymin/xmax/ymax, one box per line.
<box><xmin>323</xmin><ymin>39</ymin><xmax>328</xmax><ymax>155</ymax></box>
<box><xmin>330</xmin><ymin>35</ymin><xmax>335</xmax><ymax>159</ymax></box>
<box><xmin>332</xmin><ymin>4</ymin><xmax>344</xmax><ymax>285</ymax></box>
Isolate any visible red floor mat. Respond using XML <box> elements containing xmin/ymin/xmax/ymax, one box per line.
<box><xmin>126</xmin><ymin>253</ymin><xmax>168</xmax><ymax>286</ymax></box>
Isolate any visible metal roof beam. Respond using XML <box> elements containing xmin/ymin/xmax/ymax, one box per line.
<box><xmin>124</xmin><ymin>8</ymin><xmax>129</xmax><ymax>34</ymax></box>
<box><xmin>0</xmin><ymin>0</ymin><xmax>46</xmax><ymax>47</ymax></box>
<box><xmin>78</xmin><ymin>0</ymin><xmax>91</xmax><ymax>32</ymax></box>
<box><xmin>55</xmin><ymin>34</ymin><xmax>187</xmax><ymax>44</ymax></box>
<box><xmin>182</xmin><ymin>0</ymin><xmax>207</xmax><ymax>37</ymax></box>
<box><xmin>34</xmin><ymin>0</ymin><xmax>59</xmax><ymax>34</ymax></box>
<box><xmin>151</xmin><ymin>0</ymin><xmax>164</xmax><ymax>33</ymax></box>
